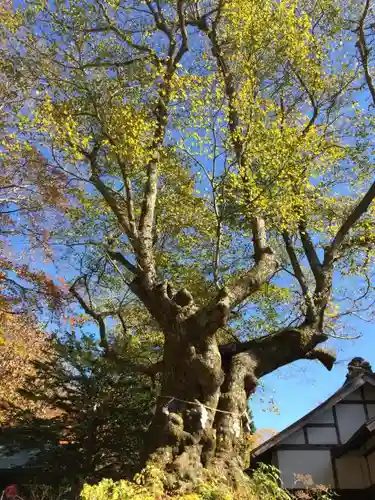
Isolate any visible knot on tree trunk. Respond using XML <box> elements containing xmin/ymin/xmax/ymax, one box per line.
<box><xmin>174</xmin><ymin>288</ymin><xmax>194</xmax><ymax>307</ymax></box>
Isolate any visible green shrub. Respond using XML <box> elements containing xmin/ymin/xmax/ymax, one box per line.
<box><xmin>81</xmin><ymin>479</ymin><xmax>155</xmax><ymax>500</ymax></box>
<box><xmin>79</xmin><ymin>464</ymin><xmax>336</xmax><ymax>500</ymax></box>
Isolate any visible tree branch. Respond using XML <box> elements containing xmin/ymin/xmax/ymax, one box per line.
<box><xmin>299</xmin><ymin>220</ymin><xmax>323</xmax><ymax>282</ymax></box>
<box><xmin>105</xmin><ymin>250</ymin><xmax>139</xmax><ymax>275</ymax></box>
<box><xmin>220</xmin><ymin>323</ymin><xmax>333</xmax><ymax>376</ymax></box>
<box><xmin>225</xmin><ymin>214</ymin><xmax>278</xmax><ymax>308</ymax></box>
<box><xmin>356</xmin><ymin>0</ymin><xmax>375</xmax><ymax>105</ymax></box>
<box><xmin>88</xmin><ymin>152</ymin><xmax>133</xmax><ymax>239</ymax></box>
<box><xmin>282</xmin><ymin>231</ymin><xmax>316</xmax><ymax>322</ymax></box>
<box><xmin>175</xmin><ymin>0</ymin><xmax>189</xmax><ymax>65</ymax></box>
<box><xmin>145</xmin><ymin>0</ymin><xmax>174</xmax><ymax>41</ymax></box>
<box><xmin>293</xmin><ymin>67</ymin><xmax>319</xmax><ymax>138</ymax></box>
<box><xmin>70</xmin><ymin>278</ymin><xmax>109</xmax><ymax>353</ymax></box>
<box><xmin>197</xmin><ymin>246</ymin><xmax>277</xmax><ymax>335</ymax></box>
<box><xmin>252</xmin><ymin>217</ymin><xmax>267</xmax><ymax>261</ymax></box>
<box><xmin>80</xmin><ymin>58</ymin><xmax>145</xmax><ymax>70</ymax></box>
<box><xmin>117</xmin><ymin>157</ymin><xmax>138</xmax><ymax>237</ymax></box>
<box><xmin>195</xmin><ymin>16</ymin><xmax>278</xmax><ymax>322</ymax></box>
<box><xmin>305</xmin><ymin>347</ymin><xmax>335</xmax><ymax>371</ymax></box>
<box><xmin>94</xmin><ymin>0</ymin><xmax>159</xmax><ymax>61</ymax></box>
<box><xmin>138</xmin><ymin>4</ymin><xmax>189</xmax><ymax>284</ymax></box>
<box><xmin>324</xmin><ymin>181</ymin><xmax>375</xmax><ymax>268</ymax></box>
<box><xmin>202</xmin><ymin>13</ymin><xmax>242</xmax><ymax>163</ymax></box>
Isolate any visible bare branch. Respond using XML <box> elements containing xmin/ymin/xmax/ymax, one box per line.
<box><xmin>94</xmin><ymin>0</ymin><xmax>159</xmax><ymax>60</ymax></box>
<box><xmin>88</xmin><ymin>150</ymin><xmax>133</xmax><ymax>239</ymax></box>
<box><xmin>80</xmin><ymin>58</ymin><xmax>144</xmax><ymax>70</ymax></box>
<box><xmin>356</xmin><ymin>0</ymin><xmax>375</xmax><ymax>105</ymax></box>
<box><xmin>282</xmin><ymin>231</ymin><xmax>316</xmax><ymax>322</ymax></box>
<box><xmin>145</xmin><ymin>0</ymin><xmax>174</xmax><ymax>40</ymax></box>
<box><xmin>299</xmin><ymin>220</ymin><xmax>323</xmax><ymax>282</ymax></box>
<box><xmin>175</xmin><ymin>0</ymin><xmax>189</xmax><ymax>65</ymax></box>
<box><xmin>70</xmin><ymin>278</ymin><xmax>109</xmax><ymax>352</ymax></box>
<box><xmin>106</xmin><ymin>250</ymin><xmax>139</xmax><ymax>275</ymax></box>
<box><xmin>293</xmin><ymin>67</ymin><xmax>319</xmax><ymax>137</ymax></box>
<box><xmin>324</xmin><ymin>180</ymin><xmax>375</xmax><ymax>267</ymax></box>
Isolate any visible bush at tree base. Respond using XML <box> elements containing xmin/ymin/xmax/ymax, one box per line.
<box><xmin>80</xmin><ymin>464</ymin><xmax>336</xmax><ymax>500</ymax></box>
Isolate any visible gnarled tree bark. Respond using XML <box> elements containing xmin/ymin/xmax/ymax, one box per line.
<box><xmin>141</xmin><ymin>304</ymin><xmax>335</xmax><ymax>489</ymax></box>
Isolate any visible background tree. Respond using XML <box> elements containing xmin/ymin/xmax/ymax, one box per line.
<box><xmin>2</xmin><ymin>0</ymin><xmax>375</xmax><ymax>490</ymax></box>
<box><xmin>3</xmin><ymin>330</ymin><xmax>156</xmax><ymax>492</ymax></box>
<box><xmin>0</xmin><ymin>313</ymin><xmax>54</xmax><ymax>422</ymax></box>
<box><xmin>0</xmin><ymin>4</ymin><xmax>70</xmax><ymax>320</ymax></box>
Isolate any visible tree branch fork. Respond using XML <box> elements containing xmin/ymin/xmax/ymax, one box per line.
<box><xmin>67</xmin><ymin>0</ymin><xmax>375</xmax><ymax>418</ymax></box>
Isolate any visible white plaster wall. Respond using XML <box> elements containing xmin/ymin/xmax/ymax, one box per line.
<box><xmin>277</xmin><ymin>450</ymin><xmax>334</xmax><ymax>489</ymax></box>
<box><xmin>335</xmin><ymin>403</ymin><xmax>366</xmax><ymax>442</ymax></box>
<box><xmin>336</xmin><ymin>455</ymin><xmax>370</xmax><ymax>489</ymax></box>
<box><xmin>309</xmin><ymin>409</ymin><xmax>334</xmax><ymax>425</ymax></box>
<box><xmin>307</xmin><ymin>426</ymin><xmax>338</xmax><ymax>445</ymax></box>
<box><xmin>283</xmin><ymin>430</ymin><xmax>306</xmax><ymax>445</ymax></box>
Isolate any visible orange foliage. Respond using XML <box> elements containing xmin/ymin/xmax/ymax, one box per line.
<box><xmin>0</xmin><ymin>313</ymin><xmax>56</xmax><ymax>423</ymax></box>
<box><xmin>0</xmin><ymin>257</ymin><xmax>65</xmax><ymax>315</ymax></box>
<box><xmin>248</xmin><ymin>428</ymin><xmax>278</xmax><ymax>450</ymax></box>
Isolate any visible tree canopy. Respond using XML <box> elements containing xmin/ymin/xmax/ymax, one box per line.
<box><xmin>2</xmin><ymin>0</ymin><xmax>375</xmax><ymax>491</ymax></box>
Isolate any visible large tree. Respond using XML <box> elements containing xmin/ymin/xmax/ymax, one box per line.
<box><xmin>3</xmin><ymin>0</ymin><xmax>375</xmax><ymax>489</ymax></box>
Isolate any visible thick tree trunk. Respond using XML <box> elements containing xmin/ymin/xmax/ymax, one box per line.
<box><xmin>142</xmin><ymin>315</ymin><xmax>335</xmax><ymax>492</ymax></box>
<box><xmin>143</xmin><ymin>323</ymin><xmax>256</xmax><ymax>490</ymax></box>
<box><xmin>131</xmin><ymin>243</ymin><xmax>334</xmax><ymax>492</ymax></box>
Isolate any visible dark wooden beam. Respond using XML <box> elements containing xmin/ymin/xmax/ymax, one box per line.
<box><xmin>332</xmin><ymin>406</ymin><xmax>342</xmax><ymax>445</ymax></box>
<box><xmin>278</xmin><ymin>444</ymin><xmax>337</xmax><ymax>450</ymax></box>
<box><xmin>305</xmin><ymin>423</ymin><xmax>336</xmax><ymax>428</ymax></box>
